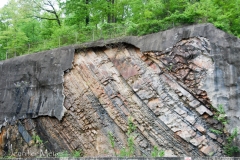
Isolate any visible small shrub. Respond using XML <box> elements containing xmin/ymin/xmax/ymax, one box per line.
<box><xmin>214</xmin><ymin>104</ymin><xmax>228</xmax><ymax>125</ymax></box>
<box><xmin>224</xmin><ymin>128</ymin><xmax>240</xmax><ymax>156</ymax></box>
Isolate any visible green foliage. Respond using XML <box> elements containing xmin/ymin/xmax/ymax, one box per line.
<box><xmin>216</xmin><ymin>104</ymin><xmax>225</xmax><ymax>114</ymax></box>
<box><xmin>108</xmin><ymin>131</ymin><xmax>116</xmax><ymax>156</ymax></box>
<box><xmin>0</xmin><ymin>0</ymin><xmax>240</xmax><ymax>61</ymax></box>
<box><xmin>224</xmin><ymin>128</ymin><xmax>240</xmax><ymax>156</ymax></box>
<box><xmin>107</xmin><ymin>119</ymin><xmax>137</xmax><ymax>157</ymax></box>
<box><xmin>166</xmin><ymin>64</ymin><xmax>173</xmax><ymax>71</ymax></box>
<box><xmin>108</xmin><ymin>131</ymin><xmax>115</xmax><ymax>149</ymax></box>
<box><xmin>119</xmin><ymin>147</ymin><xmax>128</xmax><ymax>157</ymax></box>
<box><xmin>71</xmin><ymin>150</ymin><xmax>83</xmax><ymax>158</ymax></box>
<box><xmin>2</xmin><ymin>155</ymin><xmax>16</xmax><ymax>159</ymax></box>
<box><xmin>151</xmin><ymin>146</ymin><xmax>165</xmax><ymax>157</ymax></box>
<box><xmin>214</xmin><ymin>104</ymin><xmax>228</xmax><ymax>125</ymax></box>
<box><xmin>127</xmin><ymin>136</ymin><xmax>135</xmax><ymax>156</ymax></box>
<box><xmin>56</xmin><ymin>151</ymin><xmax>70</xmax><ymax>158</ymax></box>
<box><xmin>119</xmin><ymin>136</ymin><xmax>135</xmax><ymax>157</ymax></box>
<box><xmin>128</xmin><ymin>20</ymin><xmax>159</xmax><ymax>36</ymax></box>
<box><xmin>0</xmin><ymin>48</ymin><xmax>6</xmax><ymax>61</ymax></box>
<box><xmin>127</xmin><ymin>117</ymin><xmax>136</xmax><ymax>135</ymax></box>
<box><xmin>211</xmin><ymin>104</ymin><xmax>240</xmax><ymax>157</ymax></box>
<box><xmin>119</xmin><ymin>116</ymin><xmax>136</xmax><ymax>157</ymax></box>
<box><xmin>32</xmin><ymin>133</ymin><xmax>43</xmax><ymax>145</ymax></box>
<box><xmin>208</xmin><ymin>151</ymin><xmax>214</xmax><ymax>156</ymax></box>
<box><xmin>209</xmin><ymin>128</ymin><xmax>222</xmax><ymax>135</ymax></box>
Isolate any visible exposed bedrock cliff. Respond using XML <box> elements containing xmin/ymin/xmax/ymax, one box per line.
<box><xmin>0</xmin><ymin>23</ymin><xmax>239</xmax><ymax>158</ymax></box>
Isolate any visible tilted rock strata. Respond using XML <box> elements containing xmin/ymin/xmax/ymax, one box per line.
<box><xmin>76</xmin><ymin>23</ymin><xmax>240</xmax><ymax>137</ymax></box>
<box><xmin>63</xmin><ymin>41</ymin><xmax>223</xmax><ymax>156</ymax></box>
<box><xmin>0</xmin><ymin>23</ymin><xmax>240</xmax><ymax>157</ymax></box>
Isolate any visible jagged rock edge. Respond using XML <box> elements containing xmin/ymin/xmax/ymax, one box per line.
<box><xmin>0</xmin><ymin>47</ymin><xmax>75</xmax><ymax>130</ymax></box>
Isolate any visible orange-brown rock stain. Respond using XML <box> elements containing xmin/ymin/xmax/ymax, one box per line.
<box><xmin>0</xmin><ymin>128</ymin><xmax>6</xmax><ymax>156</ymax></box>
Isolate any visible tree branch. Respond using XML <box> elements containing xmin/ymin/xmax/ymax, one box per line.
<box><xmin>34</xmin><ymin>16</ymin><xmax>58</xmax><ymax>21</ymax></box>
<box><xmin>33</xmin><ymin>0</ymin><xmax>61</xmax><ymax>26</ymax></box>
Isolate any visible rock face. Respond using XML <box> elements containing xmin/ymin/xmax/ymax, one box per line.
<box><xmin>0</xmin><ymin>23</ymin><xmax>239</xmax><ymax>158</ymax></box>
<box><xmin>0</xmin><ymin>48</ymin><xmax>74</xmax><ymax>124</ymax></box>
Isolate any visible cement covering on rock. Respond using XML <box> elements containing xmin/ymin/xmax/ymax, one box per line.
<box><xmin>0</xmin><ymin>47</ymin><xmax>74</xmax><ymax>126</ymax></box>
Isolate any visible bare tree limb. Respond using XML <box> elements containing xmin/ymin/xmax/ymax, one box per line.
<box><xmin>34</xmin><ymin>16</ymin><xmax>58</xmax><ymax>21</ymax></box>
<box><xmin>33</xmin><ymin>0</ymin><xmax>61</xmax><ymax>26</ymax></box>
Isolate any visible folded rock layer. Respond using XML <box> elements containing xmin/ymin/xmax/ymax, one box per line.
<box><xmin>0</xmin><ymin>23</ymin><xmax>239</xmax><ymax>157</ymax></box>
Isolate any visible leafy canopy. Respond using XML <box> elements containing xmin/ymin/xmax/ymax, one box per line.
<box><xmin>0</xmin><ymin>0</ymin><xmax>239</xmax><ymax>60</ymax></box>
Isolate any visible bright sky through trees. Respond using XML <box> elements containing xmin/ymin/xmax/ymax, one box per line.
<box><xmin>0</xmin><ymin>0</ymin><xmax>8</xmax><ymax>8</ymax></box>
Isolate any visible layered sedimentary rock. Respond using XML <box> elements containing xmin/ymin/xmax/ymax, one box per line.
<box><xmin>0</xmin><ymin>23</ymin><xmax>239</xmax><ymax>158</ymax></box>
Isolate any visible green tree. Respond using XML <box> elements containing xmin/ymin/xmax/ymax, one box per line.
<box><xmin>19</xmin><ymin>0</ymin><xmax>63</xmax><ymax>26</ymax></box>
<box><xmin>0</xmin><ymin>0</ymin><xmax>29</xmax><ymax>57</ymax></box>
<box><xmin>1</xmin><ymin>0</ymin><xmax>240</xmax><ymax>61</ymax></box>
<box><xmin>65</xmin><ymin>0</ymin><xmax>90</xmax><ymax>26</ymax></box>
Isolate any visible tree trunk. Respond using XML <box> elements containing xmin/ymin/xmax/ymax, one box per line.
<box><xmin>86</xmin><ymin>0</ymin><xmax>89</xmax><ymax>25</ymax></box>
<box><xmin>107</xmin><ymin>0</ymin><xmax>116</xmax><ymax>23</ymax></box>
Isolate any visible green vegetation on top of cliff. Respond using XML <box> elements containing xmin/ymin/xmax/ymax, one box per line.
<box><xmin>0</xmin><ymin>0</ymin><xmax>239</xmax><ymax>60</ymax></box>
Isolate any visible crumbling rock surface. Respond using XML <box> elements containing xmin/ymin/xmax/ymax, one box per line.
<box><xmin>0</xmin><ymin>23</ymin><xmax>239</xmax><ymax>157</ymax></box>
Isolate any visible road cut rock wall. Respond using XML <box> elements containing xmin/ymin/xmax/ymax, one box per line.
<box><xmin>0</xmin><ymin>23</ymin><xmax>239</xmax><ymax>158</ymax></box>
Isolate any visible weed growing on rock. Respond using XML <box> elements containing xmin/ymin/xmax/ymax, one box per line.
<box><xmin>214</xmin><ymin>104</ymin><xmax>228</xmax><ymax>125</ymax></box>
<box><xmin>209</xmin><ymin>128</ymin><xmax>222</xmax><ymax>135</ymax></box>
<box><xmin>108</xmin><ymin>117</ymin><xmax>166</xmax><ymax>157</ymax></box>
<box><xmin>166</xmin><ymin>64</ymin><xmax>173</xmax><ymax>72</ymax></box>
<box><xmin>212</xmin><ymin>104</ymin><xmax>240</xmax><ymax>156</ymax></box>
<box><xmin>119</xmin><ymin>116</ymin><xmax>136</xmax><ymax>157</ymax></box>
<box><xmin>127</xmin><ymin>117</ymin><xmax>136</xmax><ymax>135</ymax></box>
<box><xmin>119</xmin><ymin>136</ymin><xmax>135</xmax><ymax>157</ymax></box>
<box><xmin>72</xmin><ymin>150</ymin><xmax>83</xmax><ymax>157</ymax></box>
<box><xmin>107</xmin><ymin>117</ymin><xmax>136</xmax><ymax>157</ymax></box>
<box><xmin>151</xmin><ymin>146</ymin><xmax>164</xmax><ymax>157</ymax></box>
<box><xmin>32</xmin><ymin>133</ymin><xmax>43</xmax><ymax>146</ymax></box>
<box><xmin>56</xmin><ymin>151</ymin><xmax>70</xmax><ymax>158</ymax></box>
<box><xmin>208</xmin><ymin>151</ymin><xmax>214</xmax><ymax>156</ymax></box>
<box><xmin>224</xmin><ymin>128</ymin><xmax>240</xmax><ymax>156</ymax></box>
<box><xmin>108</xmin><ymin>131</ymin><xmax>116</xmax><ymax>156</ymax></box>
